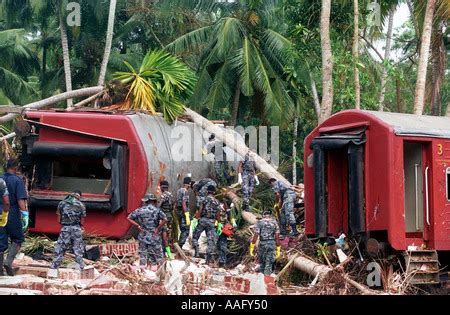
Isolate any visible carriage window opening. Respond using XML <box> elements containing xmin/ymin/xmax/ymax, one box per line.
<box><xmin>447</xmin><ymin>168</ymin><xmax>450</xmax><ymax>201</ymax></box>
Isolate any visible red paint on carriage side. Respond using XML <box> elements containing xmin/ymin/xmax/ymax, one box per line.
<box><xmin>304</xmin><ymin>110</ymin><xmax>450</xmax><ymax>251</ymax></box>
<box><xmin>25</xmin><ymin>111</ymin><xmax>149</xmax><ymax>238</ymax></box>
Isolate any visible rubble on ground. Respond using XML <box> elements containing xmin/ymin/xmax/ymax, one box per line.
<box><xmin>1</xmin><ymin>233</ymin><xmax>445</xmax><ymax>295</ymax></box>
<box><xmin>0</xmin><ymin>247</ymin><xmax>283</xmax><ymax>295</ymax></box>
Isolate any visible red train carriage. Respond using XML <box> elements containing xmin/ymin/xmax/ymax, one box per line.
<box><xmin>17</xmin><ymin>110</ymin><xmax>238</xmax><ymax>239</ymax></box>
<box><xmin>304</xmin><ymin>110</ymin><xmax>450</xmax><ymax>254</ymax></box>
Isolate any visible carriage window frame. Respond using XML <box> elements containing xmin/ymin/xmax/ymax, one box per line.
<box><xmin>447</xmin><ymin>168</ymin><xmax>450</xmax><ymax>201</ymax></box>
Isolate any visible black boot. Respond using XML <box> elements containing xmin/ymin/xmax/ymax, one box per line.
<box><xmin>4</xmin><ymin>243</ymin><xmax>20</xmax><ymax>276</ymax></box>
<box><xmin>0</xmin><ymin>252</ymin><xmax>4</xmax><ymax>276</ymax></box>
<box><xmin>290</xmin><ymin>224</ymin><xmax>300</xmax><ymax>236</ymax></box>
<box><xmin>193</xmin><ymin>246</ymin><xmax>199</xmax><ymax>258</ymax></box>
<box><xmin>205</xmin><ymin>254</ymin><xmax>213</xmax><ymax>266</ymax></box>
<box><xmin>279</xmin><ymin>225</ymin><xmax>288</xmax><ymax>238</ymax></box>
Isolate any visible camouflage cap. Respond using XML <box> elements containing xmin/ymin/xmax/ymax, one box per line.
<box><xmin>142</xmin><ymin>193</ymin><xmax>157</xmax><ymax>202</ymax></box>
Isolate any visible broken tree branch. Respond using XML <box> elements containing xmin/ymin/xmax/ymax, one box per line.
<box><xmin>69</xmin><ymin>91</ymin><xmax>104</xmax><ymax>111</ymax></box>
<box><xmin>361</xmin><ymin>35</ymin><xmax>384</xmax><ymax>61</ymax></box>
<box><xmin>0</xmin><ymin>106</ymin><xmax>25</xmax><ymax>114</ymax></box>
<box><xmin>225</xmin><ymin>190</ymin><xmax>375</xmax><ymax>294</ymax></box>
<box><xmin>0</xmin><ymin>86</ymin><xmax>104</xmax><ymax>123</ymax></box>
<box><xmin>184</xmin><ymin>108</ymin><xmax>290</xmax><ymax>185</ymax></box>
<box><xmin>0</xmin><ymin>132</ymin><xmax>16</xmax><ymax>141</ymax></box>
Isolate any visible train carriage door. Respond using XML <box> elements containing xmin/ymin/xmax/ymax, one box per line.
<box><xmin>403</xmin><ymin>141</ymin><xmax>432</xmax><ymax>241</ymax></box>
<box><xmin>311</xmin><ymin>127</ymin><xmax>367</xmax><ymax>238</ymax></box>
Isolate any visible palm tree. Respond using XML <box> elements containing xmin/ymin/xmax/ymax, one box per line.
<box><xmin>352</xmin><ymin>0</ymin><xmax>360</xmax><ymax>110</ymax></box>
<box><xmin>378</xmin><ymin>8</ymin><xmax>395</xmax><ymax>111</ymax></box>
<box><xmin>167</xmin><ymin>0</ymin><xmax>294</xmax><ymax>125</ymax></box>
<box><xmin>319</xmin><ymin>0</ymin><xmax>333</xmax><ymax>124</ymax></box>
<box><xmin>58</xmin><ymin>7</ymin><xmax>73</xmax><ymax>108</ymax></box>
<box><xmin>413</xmin><ymin>0</ymin><xmax>436</xmax><ymax>115</ymax></box>
<box><xmin>98</xmin><ymin>0</ymin><xmax>117</xmax><ymax>87</ymax></box>
<box><xmin>0</xmin><ymin>29</ymin><xmax>39</xmax><ymax>104</ymax></box>
<box><xmin>430</xmin><ymin>20</ymin><xmax>446</xmax><ymax>115</ymax></box>
<box><xmin>113</xmin><ymin>49</ymin><xmax>197</xmax><ymax>123</ymax></box>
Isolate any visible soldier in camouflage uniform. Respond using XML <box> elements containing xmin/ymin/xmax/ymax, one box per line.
<box><xmin>176</xmin><ymin>177</ymin><xmax>192</xmax><ymax>248</ymax></box>
<box><xmin>207</xmin><ymin>135</ymin><xmax>230</xmax><ymax>186</ymax></box>
<box><xmin>237</xmin><ymin>151</ymin><xmax>259</xmax><ymax>211</ymax></box>
<box><xmin>269</xmin><ymin>178</ymin><xmax>299</xmax><ymax>237</ymax></box>
<box><xmin>216</xmin><ymin>202</ymin><xmax>237</xmax><ymax>268</ymax></box>
<box><xmin>250</xmin><ymin>209</ymin><xmax>281</xmax><ymax>276</ymax></box>
<box><xmin>158</xmin><ymin>180</ymin><xmax>174</xmax><ymax>259</ymax></box>
<box><xmin>127</xmin><ymin>194</ymin><xmax>168</xmax><ymax>270</ymax></box>
<box><xmin>192</xmin><ymin>185</ymin><xmax>220</xmax><ymax>264</ymax></box>
<box><xmin>193</xmin><ymin>178</ymin><xmax>217</xmax><ymax>208</ymax></box>
<box><xmin>50</xmin><ymin>191</ymin><xmax>86</xmax><ymax>272</ymax></box>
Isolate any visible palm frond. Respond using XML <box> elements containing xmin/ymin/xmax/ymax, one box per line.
<box><xmin>261</xmin><ymin>29</ymin><xmax>292</xmax><ymax>63</ymax></box>
<box><xmin>230</xmin><ymin>36</ymin><xmax>255</xmax><ymax>97</ymax></box>
<box><xmin>215</xmin><ymin>17</ymin><xmax>246</xmax><ymax>57</ymax></box>
<box><xmin>166</xmin><ymin>26</ymin><xmax>213</xmax><ymax>55</ymax></box>
<box><xmin>113</xmin><ymin>49</ymin><xmax>197</xmax><ymax>122</ymax></box>
<box><xmin>189</xmin><ymin>67</ymin><xmax>213</xmax><ymax>108</ymax></box>
<box><xmin>204</xmin><ymin>60</ymin><xmax>233</xmax><ymax>112</ymax></box>
<box><xmin>0</xmin><ymin>66</ymin><xmax>39</xmax><ymax>104</ymax></box>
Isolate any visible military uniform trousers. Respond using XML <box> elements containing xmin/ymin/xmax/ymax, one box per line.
<box><xmin>214</xmin><ymin>161</ymin><xmax>229</xmax><ymax>186</ymax></box>
<box><xmin>241</xmin><ymin>173</ymin><xmax>255</xmax><ymax>211</ymax></box>
<box><xmin>138</xmin><ymin>232</ymin><xmax>164</xmax><ymax>266</ymax></box>
<box><xmin>258</xmin><ymin>239</ymin><xmax>276</xmax><ymax>276</ymax></box>
<box><xmin>192</xmin><ymin>217</ymin><xmax>216</xmax><ymax>260</ymax></box>
<box><xmin>217</xmin><ymin>234</ymin><xmax>228</xmax><ymax>265</ymax></box>
<box><xmin>161</xmin><ymin>213</ymin><xmax>175</xmax><ymax>241</ymax></box>
<box><xmin>51</xmin><ymin>225</ymin><xmax>85</xmax><ymax>270</ymax></box>
<box><xmin>177</xmin><ymin>209</ymin><xmax>190</xmax><ymax>247</ymax></box>
<box><xmin>279</xmin><ymin>191</ymin><xmax>296</xmax><ymax>235</ymax></box>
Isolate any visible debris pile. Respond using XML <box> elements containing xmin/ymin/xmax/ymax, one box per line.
<box><xmin>0</xmin><ymin>232</ymin><xmax>447</xmax><ymax>295</ymax></box>
<box><xmin>0</xmin><ymin>237</ymin><xmax>283</xmax><ymax>295</ymax></box>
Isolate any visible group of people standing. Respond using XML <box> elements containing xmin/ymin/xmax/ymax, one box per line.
<box><xmin>0</xmin><ymin>147</ymin><xmax>301</xmax><ymax>278</ymax></box>
<box><xmin>126</xmin><ymin>148</ymin><xmax>301</xmax><ymax>276</ymax></box>
<box><xmin>127</xmin><ymin>176</ymin><xmax>236</xmax><ymax>271</ymax></box>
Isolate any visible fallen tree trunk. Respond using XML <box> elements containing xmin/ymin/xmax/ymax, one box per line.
<box><xmin>184</xmin><ymin>108</ymin><xmax>290</xmax><ymax>185</ymax></box>
<box><xmin>0</xmin><ymin>106</ymin><xmax>24</xmax><ymax>114</ymax></box>
<box><xmin>69</xmin><ymin>91</ymin><xmax>104</xmax><ymax>111</ymax></box>
<box><xmin>224</xmin><ymin>189</ymin><xmax>258</xmax><ymax>225</ymax></box>
<box><xmin>225</xmin><ymin>190</ymin><xmax>374</xmax><ymax>294</ymax></box>
<box><xmin>0</xmin><ymin>132</ymin><xmax>16</xmax><ymax>141</ymax></box>
<box><xmin>0</xmin><ymin>87</ymin><xmax>104</xmax><ymax>123</ymax></box>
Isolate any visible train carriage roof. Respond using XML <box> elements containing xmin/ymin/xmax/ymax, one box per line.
<box><xmin>363</xmin><ymin>110</ymin><xmax>450</xmax><ymax>139</ymax></box>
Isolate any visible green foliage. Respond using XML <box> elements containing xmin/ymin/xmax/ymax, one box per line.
<box><xmin>167</xmin><ymin>0</ymin><xmax>295</xmax><ymax>125</ymax></box>
<box><xmin>114</xmin><ymin>49</ymin><xmax>197</xmax><ymax>123</ymax></box>
<box><xmin>316</xmin><ymin>242</ymin><xmax>330</xmax><ymax>258</ymax></box>
<box><xmin>0</xmin><ymin>0</ymin><xmax>448</xmax><ymax>185</ymax></box>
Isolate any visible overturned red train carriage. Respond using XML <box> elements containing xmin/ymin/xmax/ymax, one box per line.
<box><xmin>304</xmin><ymin>110</ymin><xmax>450</xmax><ymax>253</ymax></box>
<box><xmin>18</xmin><ymin>110</ymin><xmax>238</xmax><ymax>238</ymax></box>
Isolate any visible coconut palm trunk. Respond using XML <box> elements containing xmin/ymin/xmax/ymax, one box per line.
<box><xmin>98</xmin><ymin>0</ymin><xmax>118</xmax><ymax>87</ymax></box>
<box><xmin>59</xmin><ymin>10</ymin><xmax>73</xmax><ymax>109</ymax></box>
<box><xmin>184</xmin><ymin>108</ymin><xmax>290</xmax><ymax>185</ymax></box>
<box><xmin>352</xmin><ymin>0</ymin><xmax>360</xmax><ymax>110</ymax></box>
<box><xmin>230</xmin><ymin>80</ymin><xmax>241</xmax><ymax>126</ymax></box>
<box><xmin>406</xmin><ymin>0</ymin><xmax>420</xmax><ymax>38</ymax></box>
<box><xmin>0</xmin><ymin>87</ymin><xmax>103</xmax><ymax>124</ymax></box>
<box><xmin>319</xmin><ymin>0</ymin><xmax>333</xmax><ymax>124</ymax></box>
<box><xmin>413</xmin><ymin>0</ymin><xmax>436</xmax><ymax>115</ymax></box>
<box><xmin>292</xmin><ymin>116</ymin><xmax>298</xmax><ymax>185</ymax></box>
<box><xmin>430</xmin><ymin>23</ymin><xmax>445</xmax><ymax>116</ymax></box>
<box><xmin>310</xmin><ymin>74</ymin><xmax>321</xmax><ymax>119</ymax></box>
<box><xmin>378</xmin><ymin>8</ymin><xmax>394</xmax><ymax>111</ymax></box>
